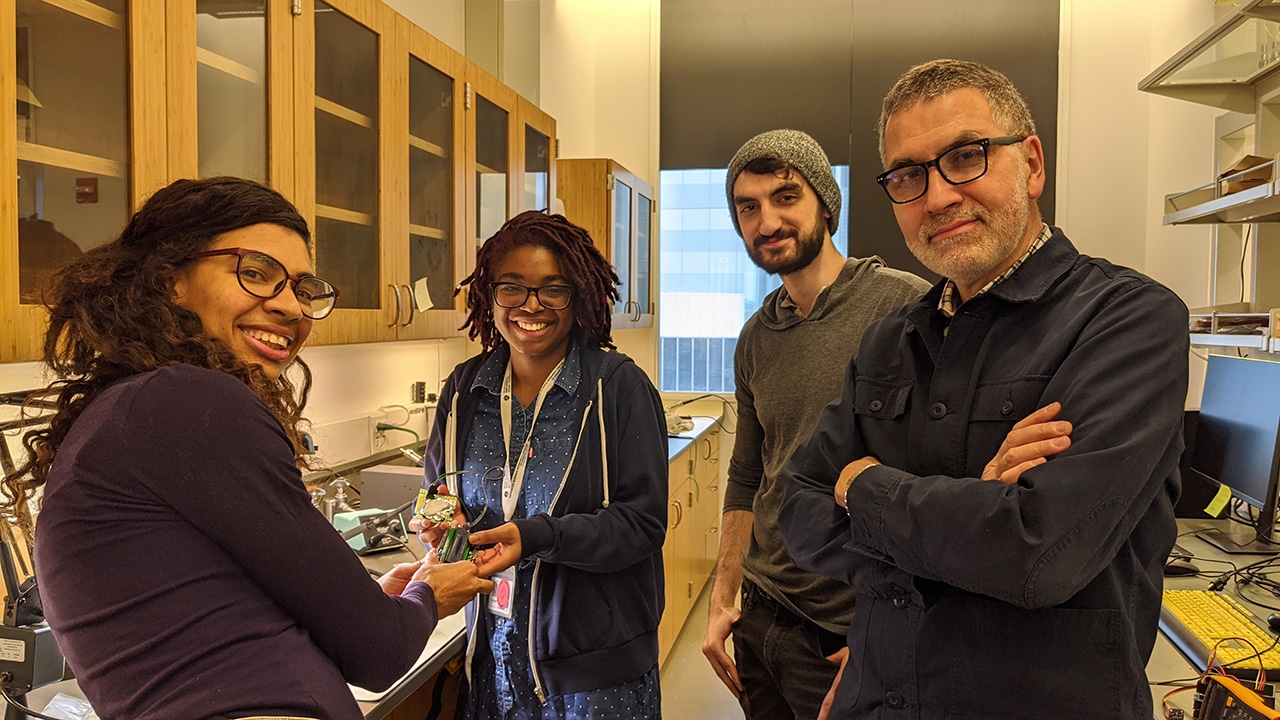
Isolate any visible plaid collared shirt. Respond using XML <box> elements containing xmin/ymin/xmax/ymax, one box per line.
<box><xmin>938</xmin><ymin>223</ymin><xmax>1052</xmax><ymax>319</ymax></box>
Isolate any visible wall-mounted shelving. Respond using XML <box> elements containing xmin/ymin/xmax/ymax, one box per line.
<box><xmin>1140</xmin><ymin>0</ymin><xmax>1280</xmax><ymax>348</ymax></box>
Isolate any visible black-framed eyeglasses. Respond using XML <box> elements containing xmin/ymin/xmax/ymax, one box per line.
<box><xmin>489</xmin><ymin>282</ymin><xmax>573</xmax><ymax>310</ymax></box>
<box><xmin>875</xmin><ymin>135</ymin><xmax>1026</xmax><ymax>204</ymax></box>
<box><xmin>183</xmin><ymin>247</ymin><xmax>341</xmax><ymax>320</ymax></box>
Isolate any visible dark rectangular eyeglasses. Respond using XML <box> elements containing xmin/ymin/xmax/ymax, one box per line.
<box><xmin>183</xmin><ymin>247</ymin><xmax>341</xmax><ymax>320</ymax></box>
<box><xmin>489</xmin><ymin>282</ymin><xmax>573</xmax><ymax>310</ymax></box>
<box><xmin>875</xmin><ymin>135</ymin><xmax>1026</xmax><ymax>204</ymax></box>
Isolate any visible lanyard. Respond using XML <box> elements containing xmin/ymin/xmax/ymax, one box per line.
<box><xmin>499</xmin><ymin>358</ymin><xmax>566</xmax><ymax>521</ymax></box>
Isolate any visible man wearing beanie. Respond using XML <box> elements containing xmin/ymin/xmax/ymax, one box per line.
<box><xmin>701</xmin><ymin>128</ymin><xmax>929</xmax><ymax>719</ymax></box>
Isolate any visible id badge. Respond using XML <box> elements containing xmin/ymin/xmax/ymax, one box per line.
<box><xmin>488</xmin><ymin>566</ymin><xmax>516</xmax><ymax>619</ymax></box>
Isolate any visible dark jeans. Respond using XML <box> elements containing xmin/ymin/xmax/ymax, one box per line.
<box><xmin>732</xmin><ymin>580</ymin><xmax>844</xmax><ymax>720</ymax></box>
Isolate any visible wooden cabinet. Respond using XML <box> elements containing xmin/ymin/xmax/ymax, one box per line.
<box><xmin>397</xmin><ymin>13</ymin><xmax>468</xmax><ymax>340</ymax></box>
<box><xmin>658</xmin><ymin>425</ymin><xmax>722</xmax><ymax>667</ymax></box>
<box><xmin>517</xmin><ymin>100</ymin><xmax>556</xmax><ymax>215</ymax></box>
<box><xmin>2</xmin><ymin>0</ymin><xmax>168</xmax><ymax>362</ymax></box>
<box><xmin>557</xmin><ymin>158</ymin><xmax>655</xmax><ymax>329</ymax></box>
<box><xmin>659</xmin><ymin>473</ymin><xmax>693</xmax><ymax>666</ymax></box>
<box><xmin>692</xmin><ymin>430</ymin><xmax>721</xmax><ymax>583</ymax></box>
<box><xmin>296</xmin><ymin>0</ymin><xmax>388</xmax><ymax>345</ymax></box>
<box><xmin>1</xmin><ymin>0</ymin><xmax>555</xmax><ymax>362</ymax></box>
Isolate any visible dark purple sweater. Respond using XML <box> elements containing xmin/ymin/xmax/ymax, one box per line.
<box><xmin>35</xmin><ymin>365</ymin><xmax>438</xmax><ymax>720</ymax></box>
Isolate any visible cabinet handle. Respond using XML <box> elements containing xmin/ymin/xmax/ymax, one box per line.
<box><xmin>387</xmin><ymin>284</ymin><xmax>401</xmax><ymax>328</ymax></box>
<box><xmin>632</xmin><ymin>301</ymin><xmax>641</xmax><ymax>322</ymax></box>
<box><xmin>400</xmin><ymin>284</ymin><xmax>414</xmax><ymax>327</ymax></box>
<box><xmin>701</xmin><ymin>438</ymin><xmax>713</xmax><ymax>460</ymax></box>
<box><xmin>670</xmin><ymin>500</ymin><xmax>683</xmax><ymax>528</ymax></box>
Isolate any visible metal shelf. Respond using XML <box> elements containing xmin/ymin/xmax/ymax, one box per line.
<box><xmin>1164</xmin><ymin>180</ymin><xmax>1279</xmax><ymax>225</ymax></box>
<box><xmin>1190</xmin><ymin>333</ymin><xmax>1273</xmax><ymax>349</ymax></box>
<box><xmin>1139</xmin><ymin>0</ymin><xmax>1280</xmax><ymax>113</ymax></box>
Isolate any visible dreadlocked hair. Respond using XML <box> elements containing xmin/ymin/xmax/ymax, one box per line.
<box><xmin>456</xmin><ymin>210</ymin><xmax>620</xmax><ymax>353</ymax></box>
<box><xmin>2</xmin><ymin>177</ymin><xmax>316</xmax><ymax>532</ymax></box>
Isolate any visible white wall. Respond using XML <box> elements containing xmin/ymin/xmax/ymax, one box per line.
<box><xmin>300</xmin><ymin>338</ymin><xmax>470</xmax><ymax>426</ymax></box>
<box><xmin>540</xmin><ymin>0</ymin><xmax>662</xmax><ymax>378</ymax></box>
<box><xmin>1056</xmin><ymin>0</ymin><xmax>1220</xmax><ymax>405</ymax></box>
<box><xmin>383</xmin><ymin>0</ymin><xmax>465</xmax><ymax>53</ymax></box>
<box><xmin>1056</xmin><ymin>0</ymin><xmax>1215</xmax><ymax>306</ymax></box>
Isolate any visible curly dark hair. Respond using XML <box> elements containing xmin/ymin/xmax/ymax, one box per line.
<box><xmin>456</xmin><ymin>210</ymin><xmax>620</xmax><ymax>353</ymax></box>
<box><xmin>2</xmin><ymin>177</ymin><xmax>316</xmax><ymax>530</ymax></box>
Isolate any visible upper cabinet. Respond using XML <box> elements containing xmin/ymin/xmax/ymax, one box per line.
<box><xmin>0</xmin><ymin>0</ymin><xmax>556</xmax><ymax>362</ymax></box>
<box><xmin>518</xmin><ymin>100</ymin><xmax>556</xmax><ymax>216</ymax></box>
<box><xmin>401</xmin><ymin>16</ymin><xmax>468</xmax><ymax>340</ymax></box>
<box><xmin>299</xmin><ymin>0</ymin><xmax>388</xmax><ymax>346</ymax></box>
<box><xmin>2</xmin><ymin>0</ymin><xmax>167</xmax><ymax>362</ymax></box>
<box><xmin>1141</xmin><ymin>0</ymin><xmax>1280</xmax><ymax>350</ymax></box>
<box><xmin>558</xmin><ymin>158</ymin><xmax>654</xmax><ymax>329</ymax></box>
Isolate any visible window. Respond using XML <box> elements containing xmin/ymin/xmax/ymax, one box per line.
<box><xmin>658</xmin><ymin>166</ymin><xmax>850</xmax><ymax>393</ymax></box>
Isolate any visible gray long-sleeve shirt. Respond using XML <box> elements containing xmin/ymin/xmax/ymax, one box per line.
<box><xmin>725</xmin><ymin>256</ymin><xmax>929</xmax><ymax>633</ymax></box>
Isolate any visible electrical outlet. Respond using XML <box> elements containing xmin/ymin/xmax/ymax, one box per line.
<box><xmin>411</xmin><ymin>381</ymin><xmax>427</xmax><ymax>404</ymax></box>
<box><xmin>369</xmin><ymin>412</ymin><xmax>391</xmax><ymax>452</ymax></box>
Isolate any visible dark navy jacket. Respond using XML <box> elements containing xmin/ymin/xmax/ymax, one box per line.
<box><xmin>780</xmin><ymin>230</ymin><xmax>1188</xmax><ymax>719</ymax></box>
<box><xmin>426</xmin><ymin>344</ymin><xmax>667</xmax><ymax>699</ymax></box>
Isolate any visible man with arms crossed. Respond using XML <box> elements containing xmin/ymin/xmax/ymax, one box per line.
<box><xmin>779</xmin><ymin>59</ymin><xmax>1189</xmax><ymax>719</ymax></box>
<box><xmin>702</xmin><ymin>129</ymin><xmax>929</xmax><ymax>719</ymax></box>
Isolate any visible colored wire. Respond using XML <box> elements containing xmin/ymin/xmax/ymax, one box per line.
<box><xmin>377</xmin><ymin>423</ymin><xmax>421</xmax><ymax>448</ymax></box>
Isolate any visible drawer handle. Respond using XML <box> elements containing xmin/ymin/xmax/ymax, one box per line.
<box><xmin>387</xmin><ymin>284</ymin><xmax>401</xmax><ymax>328</ymax></box>
<box><xmin>400</xmin><ymin>284</ymin><xmax>414</xmax><ymax>327</ymax></box>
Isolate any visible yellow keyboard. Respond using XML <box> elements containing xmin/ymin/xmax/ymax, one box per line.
<box><xmin>1162</xmin><ymin>589</ymin><xmax>1280</xmax><ymax>672</ymax></box>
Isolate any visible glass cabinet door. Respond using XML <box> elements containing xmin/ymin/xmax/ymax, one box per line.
<box><xmin>524</xmin><ymin>124</ymin><xmax>549</xmax><ymax>212</ymax></box>
<box><xmin>195</xmin><ymin>0</ymin><xmax>267</xmax><ymax>181</ymax></box>
<box><xmin>611</xmin><ymin>177</ymin><xmax>632</xmax><ymax>315</ymax></box>
<box><xmin>474</xmin><ymin>94</ymin><xmax>508</xmax><ymax>244</ymax></box>
<box><xmin>635</xmin><ymin>191</ymin><xmax>651</xmax><ymax>316</ymax></box>
<box><xmin>408</xmin><ymin>54</ymin><xmax>455</xmax><ymax>314</ymax></box>
<box><xmin>15</xmin><ymin>0</ymin><xmax>128</xmax><ymax>304</ymax></box>
<box><xmin>313</xmin><ymin>0</ymin><xmax>379</xmax><ymax>310</ymax></box>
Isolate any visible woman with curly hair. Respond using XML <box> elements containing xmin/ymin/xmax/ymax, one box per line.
<box><xmin>411</xmin><ymin>210</ymin><xmax>667</xmax><ymax>719</ymax></box>
<box><xmin>3</xmin><ymin>177</ymin><xmax>490</xmax><ymax>720</ymax></box>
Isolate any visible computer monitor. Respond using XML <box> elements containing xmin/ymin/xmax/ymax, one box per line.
<box><xmin>1191</xmin><ymin>355</ymin><xmax>1280</xmax><ymax>554</ymax></box>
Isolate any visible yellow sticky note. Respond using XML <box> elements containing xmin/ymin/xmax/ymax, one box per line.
<box><xmin>1205</xmin><ymin>483</ymin><xmax>1232</xmax><ymax>518</ymax></box>
<box><xmin>413</xmin><ymin>277</ymin><xmax>434</xmax><ymax>312</ymax></box>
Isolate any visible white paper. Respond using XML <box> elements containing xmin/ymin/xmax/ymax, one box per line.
<box><xmin>413</xmin><ymin>277</ymin><xmax>434</xmax><ymax>312</ymax></box>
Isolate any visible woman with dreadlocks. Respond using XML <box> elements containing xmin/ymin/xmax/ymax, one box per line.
<box><xmin>411</xmin><ymin>210</ymin><xmax>667</xmax><ymax>719</ymax></box>
<box><xmin>3</xmin><ymin>177</ymin><xmax>490</xmax><ymax>720</ymax></box>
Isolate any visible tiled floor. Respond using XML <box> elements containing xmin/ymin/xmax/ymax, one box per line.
<box><xmin>660</xmin><ymin>579</ymin><xmax>745</xmax><ymax>720</ymax></box>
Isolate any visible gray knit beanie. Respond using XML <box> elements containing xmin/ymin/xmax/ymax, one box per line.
<box><xmin>725</xmin><ymin>129</ymin><xmax>841</xmax><ymax>238</ymax></box>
